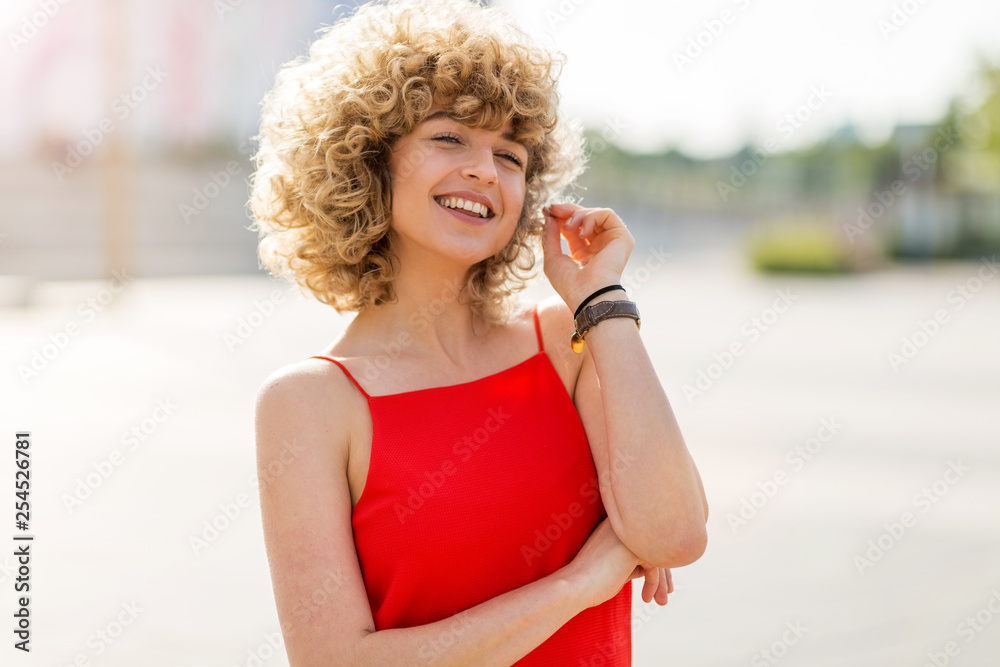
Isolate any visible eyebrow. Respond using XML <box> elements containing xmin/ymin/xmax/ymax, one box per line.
<box><xmin>422</xmin><ymin>110</ymin><xmax>525</xmax><ymax>147</ymax></box>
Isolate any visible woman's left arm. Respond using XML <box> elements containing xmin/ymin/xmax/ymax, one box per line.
<box><xmin>542</xmin><ymin>203</ymin><xmax>709</xmax><ymax>570</ymax></box>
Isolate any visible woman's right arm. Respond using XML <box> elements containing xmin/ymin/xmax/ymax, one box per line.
<box><xmin>255</xmin><ymin>365</ymin><xmax>640</xmax><ymax>667</ymax></box>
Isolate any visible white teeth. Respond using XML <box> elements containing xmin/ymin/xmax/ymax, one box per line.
<box><xmin>436</xmin><ymin>196</ymin><xmax>491</xmax><ymax>218</ymax></box>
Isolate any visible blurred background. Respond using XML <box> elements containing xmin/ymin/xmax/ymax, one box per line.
<box><xmin>1</xmin><ymin>0</ymin><xmax>998</xmax><ymax>665</ymax></box>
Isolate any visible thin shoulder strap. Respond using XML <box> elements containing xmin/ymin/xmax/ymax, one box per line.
<box><xmin>532</xmin><ymin>303</ymin><xmax>544</xmax><ymax>353</ymax></box>
<box><xmin>310</xmin><ymin>356</ymin><xmax>371</xmax><ymax>399</ymax></box>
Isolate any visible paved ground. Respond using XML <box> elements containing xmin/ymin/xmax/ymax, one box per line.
<box><xmin>1</xmin><ymin>245</ymin><xmax>998</xmax><ymax>666</ymax></box>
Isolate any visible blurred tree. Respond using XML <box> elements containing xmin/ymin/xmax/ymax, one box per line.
<box><xmin>962</xmin><ymin>56</ymin><xmax>1000</xmax><ymax>156</ymax></box>
<box><xmin>938</xmin><ymin>55</ymin><xmax>1000</xmax><ymax>192</ymax></box>
<box><xmin>926</xmin><ymin>55</ymin><xmax>1000</xmax><ymax>258</ymax></box>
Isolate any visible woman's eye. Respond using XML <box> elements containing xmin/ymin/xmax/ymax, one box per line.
<box><xmin>499</xmin><ymin>152</ymin><xmax>524</xmax><ymax>168</ymax></box>
<box><xmin>433</xmin><ymin>134</ymin><xmax>461</xmax><ymax>144</ymax></box>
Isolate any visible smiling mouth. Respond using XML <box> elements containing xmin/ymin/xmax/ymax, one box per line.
<box><xmin>434</xmin><ymin>196</ymin><xmax>494</xmax><ymax>219</ymax></box>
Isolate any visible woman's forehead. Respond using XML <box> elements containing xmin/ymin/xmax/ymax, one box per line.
<box><xmin>421</xmin><ymin>103</ymin><xmax>515</xmax><ymax>134</ymax></box>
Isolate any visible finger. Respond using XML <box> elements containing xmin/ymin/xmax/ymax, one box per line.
<box><xmin>584</xmin><ymin>209</ymin><xmax>627</xmax><ymax>238</ymax></box>
<box><xmin>567</xmin><ymin>209</ymin><xmax>606</xmax><ymax>240</ymax></box>
<box><xmin>563</xmin><ymin>208</ymin><xmax>595</xmax><ymax>232</ymax></box>
<box><xmin>665</xmin><ymin>568</ymin><xmax>674</xmax><ymax>594</ymax></box>
<box><xmin>654</xmin><ymin>568</ymin><xmax>668</xmax><ymax>605</ymax></box>
<box><xmin>541</xmin><ymin>211</ymin><xmax>564</xmax><ymax>259</ymax></box>
<box><xmin>577</xmin><ymin>210</ymin><xmax>604</xmax><ymax>239</ymax></box>
<box><xmin>546</xmin><ymin>202</ymin><xmax>583</xmax><ymax>218</ymax></box>
<box><xmin>559</xmin><ymin>217</ymin><xmax>590</xmax><ymax>260</ymax></box>
<box><xmin>641</xmin><ymin>566</ymin><xmax>658</xmax><ymax>604</ymax></box>
<box><xmin>544</xmin><ymin>210</ymin><xmax>576</xmax><ymax>254</ymax></box>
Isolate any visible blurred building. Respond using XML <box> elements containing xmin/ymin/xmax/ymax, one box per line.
<box><xmin>0</xmin><ymin>0</ymin><xmax>360</xmax><ymax>283</ymax></box>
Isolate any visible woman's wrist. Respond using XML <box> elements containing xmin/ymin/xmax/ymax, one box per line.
<box><xmin>568</xmin><ymin>288</ymin><xmax>639</xmax><ymax>353</ymax></box>
<box><xmin>568</xmin><ymin>284</ymin><xmax>628</xmax><ymax>315</ymax></box>
<box><xmin>555</xmin><ymin>560</ymin><xmax>598</xmax><ymax>610</ymax></box>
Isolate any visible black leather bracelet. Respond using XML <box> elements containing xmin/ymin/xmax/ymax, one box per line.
<box><xmin>573</xmin><ymin>284</ymin><xmax>626</xmax><ymax>320</ymax></box>
<box><xmin>571</xmin><ymin>300</ymin><xmax>640</xmax><ymax>353</ymax></box>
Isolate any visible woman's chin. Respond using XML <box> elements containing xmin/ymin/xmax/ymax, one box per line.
<box><xmin>394</xmin><ymin>229</ymin><xmax>512</xmax><ymax>271</ymax></box>
<box><xmin>450</xmin><ymin>249</ymin><xmax>500</xmax><ymax>270</ymax></box>
<box><xmin>432</xmin><ymin>239</ymin><xmax>508</xmax><ymax>269</ymax></box>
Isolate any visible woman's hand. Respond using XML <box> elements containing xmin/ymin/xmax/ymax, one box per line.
<box><xmin>565</xmin><ymin>518</ymin><xmax>673</xmax><ymax>609</ymax></box>
<box><xmin>541</xmin><ymin>202</ymin><xmax>635</xmax><ymax>313</ymax></box>
<box><xmin>631</xmin><ymin>563</ymin><xmax>673</xmax><ymax>605</ymax></box>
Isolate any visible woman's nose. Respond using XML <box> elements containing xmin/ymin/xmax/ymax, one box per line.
<box><xmin>460</xmin><ymin>142</ymin><xmax>498</xmax><ymax>185</ymax></box>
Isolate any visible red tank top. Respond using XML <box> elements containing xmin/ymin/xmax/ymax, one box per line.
<box><xmin>311</xmin><ymin>303</ymin><xmax>631</xmax><ymax>665</ymax></box>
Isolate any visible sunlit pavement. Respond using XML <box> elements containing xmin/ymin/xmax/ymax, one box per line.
<box><xmin>2</xmin><ymin>246</ymin><xmax>997</xmax><ymax>665</ymax></box>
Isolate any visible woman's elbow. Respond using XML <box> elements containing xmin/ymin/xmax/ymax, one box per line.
<box><xmin>651</xmin><ymin>522</ymin><xmax>708</xmax><ymax>569</ymax></box>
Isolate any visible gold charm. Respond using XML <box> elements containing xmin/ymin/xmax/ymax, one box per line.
<box><xmin>571</xmin><ymin>331</ymin><xmax>585</xmax><ymax>353</ymax></box>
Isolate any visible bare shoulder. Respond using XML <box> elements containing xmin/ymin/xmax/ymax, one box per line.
<box><xmin>254</xmin><ymin>358</ymin><xmax>358</xmax><ymax>464</ymax></box>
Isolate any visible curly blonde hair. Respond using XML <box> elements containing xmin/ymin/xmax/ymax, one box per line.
<box><xmin>249</xmin><ymin>0</ymin><xmax>586</xmax><ymax>324</ymax></box>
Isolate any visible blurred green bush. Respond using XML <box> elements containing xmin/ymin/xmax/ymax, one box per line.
<box><xmin>747</xmin><ymin>216</ymin><xmax>865</xmax><ymax>274</ymax></box>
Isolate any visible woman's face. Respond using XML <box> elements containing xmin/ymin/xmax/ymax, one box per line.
<box><xmin>387</xmin><ymin>103</ymin><xmax>529</xmax><ymax>269</ymax></box>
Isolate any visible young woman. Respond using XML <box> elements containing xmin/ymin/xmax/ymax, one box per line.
<box><xmin>251</xmin><ymin>1</ymin><xmax>708</xmax><ymax>664</ymax></box>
